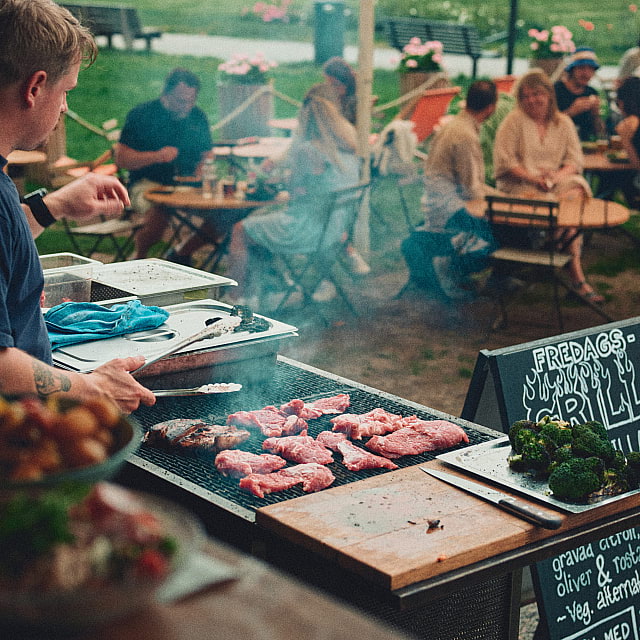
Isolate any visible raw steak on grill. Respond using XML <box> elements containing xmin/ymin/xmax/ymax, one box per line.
<box><xmin>144</xmin><ymin>419</ymin><xmax>250</xmax><ymax>455</ymax></box>
<box><xmin>226</xmin><ymin>406</ymin><xmax>308</xmax><ymax>437</ymax></box>
<box><xmin>280</xmin><ymin>394</ymin><xmax>351</xmax><ymax>419</ymax></box>
<box><xmin>239</xmin><ymin>463</ymin><xmax>335</xmax><ymax>498</ymax></box>
<box><xmin>262</xmin><ymin>435</ymin><xmax>334</xmax><ymax>465</ymax></box>
<box><xmin>215</xmin><ymin>450</ymin><xmax>287</xmax><ymax>478</ymax></box>
<box><xmin>316</xmin><ymin>431</ymin><xmax>398</xmax><ymax>471</ymax></box>
<box><xmin>365</xmin><ymin>419</ymin><xmax>468</xmax><ymax>459</ymax></box>
<box><xmin>330</xmin><ymin>407</ymin><xmax>404</xmax><ymax>440</ymax></box>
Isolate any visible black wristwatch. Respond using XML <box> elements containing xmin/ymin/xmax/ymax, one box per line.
<box><xmin>23</xmin><ymin>187</ymin><xmax>56</xmax><ymax>228</ymax></box>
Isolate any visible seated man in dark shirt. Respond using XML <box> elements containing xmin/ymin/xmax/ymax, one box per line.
<box><xmin>115</xmin><ymin>68</ymin><xmax>213</xmax><ymax>259</ymax></box>
<box><xmin>554</xmin><ymin>48</ymin><xmax>606</xmax><ymax>141</ymax></box>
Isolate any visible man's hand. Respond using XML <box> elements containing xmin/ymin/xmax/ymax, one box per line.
<box><xmin>44</xmin><ymin>172</ymin><xmax>130</xmax><ymax>223</ymax></box>
<box><xmin>568</xmin><ymin>95</ymin><xmax>600</xmax><ymax>117</ymax></box>
<box><xmin>85</xmin><ymin>356</ymin><xmax>156</xmax><ymax>414</ymax></box>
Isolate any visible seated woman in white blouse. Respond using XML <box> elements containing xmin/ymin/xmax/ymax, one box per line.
<box><xmin>493</xmin><ymin>69</ymin><xmax>603</xmax><ymax>304</ymax></box>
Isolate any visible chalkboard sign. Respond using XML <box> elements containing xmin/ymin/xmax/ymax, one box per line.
<box><xmin>532</xmin><ymin>526</ymin><xmax>640</xmax><ymax>640</ymax></box>
<box><xmin>462</xmin><ymin>317</ymin><xmax>640</xmax><ymax>453</ymax></box>
<box><xmin>461</xmin><ymin>317</ymin><xmax>640</xmax><ymax>640</ymax></box>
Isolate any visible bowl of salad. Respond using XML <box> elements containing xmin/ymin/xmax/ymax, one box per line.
<box><xmin>0</xmin><ymin>482</ymin><xmax>204</xmax><ymax>631</ymax></box>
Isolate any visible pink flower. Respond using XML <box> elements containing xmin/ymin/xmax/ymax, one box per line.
<box><xmin>630</xmin><ymin>4</ymin><xmax>638</xmax><ymax>13</ymax></box>
<box><xmin>406</xmin><ymin>59</ymin><xmax>418</xmax><ymax>68</ymax></box>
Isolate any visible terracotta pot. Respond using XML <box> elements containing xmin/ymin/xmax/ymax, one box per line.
<box><xmin>399</xmin><ymin>71</ymin><xmax>450</xmax><ymax>96</ymax></box>
<box><xmin>529</xmin><ymin>57</ymin><xmax>564</xmax><ymax>77</ymax></box>
<box><xmin>216</xmin><ymin>82</ymin><xmax>274</xmax><ymax>140</ymax></box>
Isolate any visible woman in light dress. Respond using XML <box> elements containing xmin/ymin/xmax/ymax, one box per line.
<box><xmin>493</xmin><ymin>69</ymin><xmax>603</xmax><ymax>303</ymax></box>
<box><xmin>225</xmin><ymin>84</ymin><xmax>361</xmax><ymax>303</ymax></box>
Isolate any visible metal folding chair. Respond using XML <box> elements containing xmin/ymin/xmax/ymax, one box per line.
<box><xmin>485</xmin><ymin>195</ymin><xmax>573</xmax><ymax>331</ymax></box>
<box><xmin>267</xmin><ymin>181</ymin><xmax>371</xmax><ymax>321</ymax></box>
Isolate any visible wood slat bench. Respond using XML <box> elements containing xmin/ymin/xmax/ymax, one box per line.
<box><xmin>385</xmin><ymin>17</ymin><xmax>501</xmax><ymax>78</ymax></box>
<box><xmin>61</xmin><ymin>4</ymin><xmax>162</xmax><ymax>51</ymax></box>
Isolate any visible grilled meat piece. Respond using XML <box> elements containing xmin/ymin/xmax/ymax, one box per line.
<box><xmin>365</xmin><ymin>420</ymin><xmax>468</xmax><ymax>459</ymax></box>
<box><xmin>316</xmin><ymin>430</ymin><xmax>398</xmax><ymax>471</ymax></box>
<box><xmin>239</xmin><ymin>463</ymin><xmax>335</xmax><ymax>498</ymax></box>
<box><xmin>330</xmin><ymin>407</ymin><xmax>404</xmax><ymax>440</ymax></box>
<box><xmin>280</xmin><ymin>394</ymin><xmax>351</xmax><ymax>419</ymax></box>
<box><xmin>144</xmin><ymin>419</ymin><xmax>250</xmax><ymax>455</ymax></box>
<box><xmin>227</xmin><ymin>406</ymin><xmax>307</xmax><ymax>437</ymax></box>
<box><xmin>262</xmin><ymin>435</ymin><xmax>334</xmax><ymax>465</ymax></box>
<box><xmin>215</xmin><ymin>450</ymin><xmax>287</xmax><ymax>478</ymax></box>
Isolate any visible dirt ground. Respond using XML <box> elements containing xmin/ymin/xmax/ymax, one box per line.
<box><xmin>276</xmin><ymin>227</ymin><xmax>640</xmax><ymax>422</ymax></box>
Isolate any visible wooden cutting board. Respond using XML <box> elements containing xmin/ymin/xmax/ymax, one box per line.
<box><xmin>256</xmin><ymin>461</ymin><xmax>634</xmax><ymax>591</ymax></box>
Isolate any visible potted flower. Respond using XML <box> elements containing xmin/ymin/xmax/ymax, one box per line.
<box><xmin>395</xmin><ymin>37</ymin><xmax>449</xmax><ymax>95</ymax></box>
<box><xmin>216</xmin><ymin>53</ymin><xmax>278</xmax><ymax>139</ymax></box>
<box><xmin>527</xmin><ymin>25</ymin><xmax>576</xmax><ymax>75</ymax></box>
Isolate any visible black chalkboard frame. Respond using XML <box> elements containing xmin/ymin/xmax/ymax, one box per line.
<box><xmin>461</xmin><ymin>317</ymin><xmax>640</xmax><ymax>640</ymax></box>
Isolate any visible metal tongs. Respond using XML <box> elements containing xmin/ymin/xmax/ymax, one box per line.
<box><xmin>132</xmin><ymin>315</ymin><xmax>242</xmax><ymax>375</ymax></box>
<box><xmin>152</xmin><ymin>383</ymin><xmax>243</xmax><ymax>397</ymax></box>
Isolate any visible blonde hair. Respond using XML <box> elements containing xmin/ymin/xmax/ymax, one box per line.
<box><xmin>0</xmin><ymin>0</ymin><xmax>97</xmax><ymax>87</ymax></box>
<box><xmin>515</xmin><ymin>69</ymin><xmax>559</xmax><ymax>123</ymax></box>
<box><xmin>292</xmin><ymin>84</ymin><xmax>357</xmax><ymax>167</ymax></box>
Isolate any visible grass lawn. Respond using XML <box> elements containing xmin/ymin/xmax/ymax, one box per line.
<box><xmin>72</xmin><ymin>0</ymin><xmax>640</xmax><ymax>64</ymax></box>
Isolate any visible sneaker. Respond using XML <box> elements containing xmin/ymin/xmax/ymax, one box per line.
<box><xmin>312</xmin><ymin>280</ymin><xmax>337</xmax><ymax>302</ymax></box>
<box><xmin>345</xmin><ymin>249</ymin><xmax>371</xmax><ymax>275</ymax></box>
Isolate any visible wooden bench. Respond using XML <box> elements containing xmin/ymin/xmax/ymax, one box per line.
<box><xmin>61</xmin><ymin>4</ymin><xmax>162</xmax><ymax>51</ymax></box>
<box><xmin>385</xmin><ymin>17</ymin><xmax>501</xmax><ymax>78</ymax></box>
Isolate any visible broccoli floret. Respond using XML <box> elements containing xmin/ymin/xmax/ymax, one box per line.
<box><xmin>512</xmin><ymin>427</ymin><xmax>541</xmax><ymax>454</ymax></box>
<box><xmin>539</xmin><ymin>421</ymin><xmax>573</xmax><ymax>448</ymax></box>
<box><xmin>548</xmin><ymin>457</ymin><xmax>605</xmax><ymax>501</ymax></box>
<box><xmin>571</xmin><ymin>423</ymin><xmax>616</xmax><ymax>463</ymax></box>
<box><xmin>508</xmin><ymin>420</ymin><xmax>537</xmax><ymax>449</ymax></box>
<box><xmin>508</xmin><ymin>439</ymin><xmax>552</xmax><ymax>475</ymax></box>
<box><xmin>579</xmin><ymin>420</ymin><xmax>608</xmax><ymax>440</ymax></box>
<box><xmin>624</xmin><ymin>451</ymin><xmax>640</xmax><ymax>488</ymax></box>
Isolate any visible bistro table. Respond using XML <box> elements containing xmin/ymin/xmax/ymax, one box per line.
<box><xmin>468</xmin><ymin>193</ymin><xmax>630</xmax><ymax>322</ymax></box>
<box><xmin>144</xmin><ymin>186</ymin><xmax>278</xmax><ymax>270</ymax></box>
<box><xmin>5</xmin><ymin>150</ymin><xmax>47</xmax><ymax>195</ymax></box>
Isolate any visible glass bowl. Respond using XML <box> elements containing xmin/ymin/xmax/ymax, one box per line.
<box><xmin>0</xmin><ymin>412</ymin><xmax>142</xmax><ymax>493</ymax></box>
<box><xmin>0</xmin><ymin>488</ymin><xmax>205</xmax><ymax>632</ymax></box>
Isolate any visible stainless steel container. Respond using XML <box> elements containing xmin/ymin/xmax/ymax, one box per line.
<box><xmin>91</xmin><ymin>259</ymin><xmax>236</xmax><ymax>306</ymax></box>
<box><xmin>51</xmin><ymin>300</ymin><xmax>298</xmax><ymax>387</ymax></box>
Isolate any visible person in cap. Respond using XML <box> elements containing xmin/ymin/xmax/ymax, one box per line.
<box><xmin>553</xmin><ymin>47</ymin><xmax>606</xmax><ymax>141</ymax></box>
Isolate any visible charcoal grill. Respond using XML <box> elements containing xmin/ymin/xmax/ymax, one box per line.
<box><xmin>131</xmin><ymin>358</ymin><xmax>496</xmax><ymax>517</ymax></box>
<box><xmin>122</xmin><ymin>356</ymin><xmax>516</xmax><ymax>640</ymax></box>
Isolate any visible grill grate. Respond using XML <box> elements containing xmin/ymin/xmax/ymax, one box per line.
<box><xmin>133</xmin><ymin>360</ymin><xmax>496</xmax><ymax>515</ymax></box>
<box><xmin>91</xmin><ymin>281</ymin><xmax>133</xmax><ymax>302</ymax></box>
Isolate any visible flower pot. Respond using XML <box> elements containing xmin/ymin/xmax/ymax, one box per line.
<box><xmin>529</xmin><ymin>57</ymin><xmax>564</xmax><ymax>77</ymax></box>
<box><xmin>216</xmin><ymin>82</ymin><xmax>274</xmax><ymax>140</ymax></box>
<box><xmin>399</xmin><ymin>71</ymin><xmax>449</xmax><ymax>96</ymax></box>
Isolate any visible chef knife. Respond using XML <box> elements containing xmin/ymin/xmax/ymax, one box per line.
<box><xmin>420</xmin><ymin>467</ymin><xmax>563</xmax><ymax>530</ymax></box>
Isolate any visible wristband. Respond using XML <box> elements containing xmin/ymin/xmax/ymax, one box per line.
<box><xmin>23</xmin><ymin>188</ymin><xmax>56</xmax><ymax>228</ymax></box>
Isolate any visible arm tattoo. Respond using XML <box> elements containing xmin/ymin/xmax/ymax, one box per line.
<box><xmin>32</xmin><ymin>360</ymin><xmax>72</xmax><ymax>396</ymax></box>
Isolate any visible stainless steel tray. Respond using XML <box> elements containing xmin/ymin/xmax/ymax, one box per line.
<box><xmin>437</xmin><ymin>436</ymin><xmax>640</xmax><ymax>513</ymax></box>
<box><xmin>91</xmin><ymin>259</ymin><xmax>236</xmax><ymax>306</ymax></box>
<box><xmin>51</xmin><ymin>299</ymin><xmax>297</xmax><ymax>373</ymax></box>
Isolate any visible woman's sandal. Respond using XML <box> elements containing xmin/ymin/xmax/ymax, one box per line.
<box><xmin>572</xmin><ymin>280</ymin><xmax>605</xmax><ymax>304</ymax></box>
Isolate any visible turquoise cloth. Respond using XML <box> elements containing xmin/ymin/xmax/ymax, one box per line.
<box><xmin>45</xmin><ymin>300</ymin><xmax>170</xmax><ymax>350</ymax></box>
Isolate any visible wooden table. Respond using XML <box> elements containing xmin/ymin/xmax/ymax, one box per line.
<box><xmin>582</xmin><ymin>151</ymin><xmax>635</xmax><ymax>173</ymax></box>
<box><xmin>9</xmin><ymin>538</ymin><xmax>408</xmax><ymax>640</ymax></box>
<box><xmin>144</xmin><ymin>186</ymin><xmax>276</xmax><ymax>270</ymax></box>
<box><xmin>468</xmin><ymin>194</ymin><xmax>630</xmax><ymax>228</ymax></box>
<box><xmin>5</xmin><ymin>150</ymin><xmax>47</xmax><ymax>195</ymax></box>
